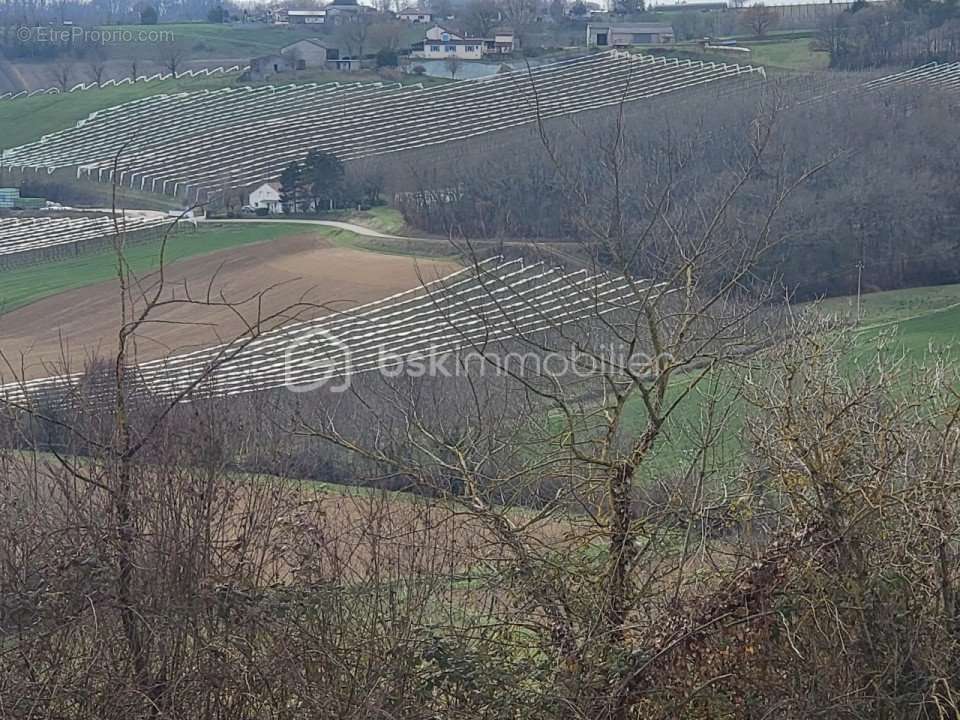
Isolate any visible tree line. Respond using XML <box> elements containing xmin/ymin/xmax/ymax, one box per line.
<box><xmin>275</xmin><ymin>149</ymin><xmax>384</xmax><ymax>215</ymax></box>
<box><xmin>395</xmin><ymin>78</ymin><xmax>960</xmax><ymax>300</ymax></box>
<box><xmin>815</xmin><ymin>0</ymin><xmax>960</xmax><ymax>69</ymax></box>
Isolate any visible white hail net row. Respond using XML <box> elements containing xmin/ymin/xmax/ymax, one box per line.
<box><xmin>0</xmin><ymin>258</ymin><xmax>665</xmax><ymax>406</ymax></box>
<box><xmin>862</xmin><ymin>61</ymin><xmax>960</xmax><ymax>93</ymax></box>
<box><xmin>0</xmin><ymin>214</ymin><xmax>168</xmax><ymax>257</ymax></box>
<box><xmin>0</xmin><ymin>65</ymin><xmax>249</xmax><ymax>101</ymax></box>
<box><xmin>0</xmin><ymin>51</ymin><xmax>764</xmax><ymax>200</ymax></box>
<box><xmin>799</xmin><ymin>61</ymin><xmax>960</xmax><ymax>106</ymax></box>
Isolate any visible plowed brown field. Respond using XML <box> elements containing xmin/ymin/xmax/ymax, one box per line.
<box><xmin>0</xmin><ymin>234</ymin><xmax>458</xmax><ymax>381</ymax></box>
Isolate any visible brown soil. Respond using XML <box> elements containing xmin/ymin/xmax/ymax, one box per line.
<box><xmin>0</xmin><ymin>234</ymin><xmax>458</xmax><ymax>381</ymax></box>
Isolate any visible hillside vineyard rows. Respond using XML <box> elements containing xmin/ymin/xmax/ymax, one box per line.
<box><xmin>0</xmin><ymin>214</ymin><xmax>168</xmax><ymax>265</ymax></box>
<box><xmin>0</xmin><ymin>51</ymin><xmax>766</xmax><ymax>200</ymax></box>
<box><xmin>0</xmin><ymin>258</ymin><xmax>666</xmax><ymax>405</ymax></box>
<box><xmin>862</xmin><ymin>61</ymin><xmax>960</xmax><ymax>92</ymax></box>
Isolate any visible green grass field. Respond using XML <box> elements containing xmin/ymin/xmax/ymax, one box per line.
<box><xmin>741</xmin><ymin>37</ymin><xmax>829</xmax><ymax>71</ymax></box>
<box><xmin>102</xmin><ymin>22</ymin><xmax>423</xmax><ymax>58</ymax></box>
<box><xmin>0</xmin><ymin>75</ymin><xmax>236</xmax><ymax>148</ymax></box>
<box><xmin>608</xmin><ymin>283</ymin><xmax>960</xmax><ymax>476</ymax></box>
<box><xmin>670</xmin><ymin>33</ymin><xmax>826</xmax><ymax>73</ymax></box>
<box><xmin>0</xmin><ymin>222</ymin><xmax>333</xmax><ymax>314</ymax></box>
<box><xmin>103</xmin><ymin>22</ymin><xmax>323</xmax><ymax>56</ymax></box>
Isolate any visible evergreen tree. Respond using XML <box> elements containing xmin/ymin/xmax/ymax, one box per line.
<box><xmin>303</xmin><ymin>149</ymin><xmax>345</xmax><ymax>214</ymax></box>
<box><xmin>279</xmin><ymin>162</ymin><xmax>304</xmax><ymax>214</ymax></box>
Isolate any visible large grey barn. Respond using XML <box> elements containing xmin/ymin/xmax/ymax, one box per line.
<box><xmin>586</xmin><ymin>22</ymin><xmax>675</xmax><ymax>46</ymax></box>
<box><xmin>281</xmin><ymin>39</ymin><xmax>339</xmax><ymax>69</ymax></box>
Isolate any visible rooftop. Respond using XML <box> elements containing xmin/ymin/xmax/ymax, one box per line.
<box><xmin>588</xmin><ymin>22</ymin><xmax>675</xmax><ymax>31</ymax></box>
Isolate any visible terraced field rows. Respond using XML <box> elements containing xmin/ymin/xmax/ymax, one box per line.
<box><xmin>1</xmin><ymin>51</ymin><xmax>765</xmax><ymax>201</ymax></box>
<box><xmin>0</xmin><ymin>214</ymin><xmax>169</xmax><ymax>268</ymax></box>
<box><xmin>1</xmin><ymin>258</ymin><xmax>665</xmax><ymax>405</ymax></box>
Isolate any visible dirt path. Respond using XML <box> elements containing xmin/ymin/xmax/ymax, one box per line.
<box><xmin>205</xmin><ymin>218</ymin><xmax>408</xmax><ymax>239</ymax></box>
<box><xmin>0</xmin><ymin>234</ymin><xmax>458</xmax><ymax>381</ymax></box>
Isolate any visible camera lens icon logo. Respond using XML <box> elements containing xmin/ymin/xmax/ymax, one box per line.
<box><xmin>283</xmin><ymin>328</ymin><xmax>352</xmax><ymax>394</ymax></box>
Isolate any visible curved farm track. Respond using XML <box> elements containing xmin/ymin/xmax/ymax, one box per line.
<box><xmin>0</xmin><ymin>233</ymin><xmax>458</xmax><ymax>382</ymax></box>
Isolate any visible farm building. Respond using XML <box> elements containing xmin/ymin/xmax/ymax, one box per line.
<box><xmin>485</xmin><ymin>28</ymin><xmax>518</xmax><ymax>54</ymax></box>
<box><xmin>249</xmin><ymin>182</ymin><xmax>283</xmax><ymax>214</ymax></box>
<box><xmin>248</xmin><ymin>53</ymin><xmax>296</xmax><ymax>81</ymax></box>
<box><xmin>586</xmin><ymin>22</ymin><xmax>675</xmax><ymax>46</ymax></box>
<box><xmin>250</xmin><ymin>41</ymin><xmax>351</xmax><ymax>79</ymax></box>
<box><xmin>281</xmin><ymin>39</ymin><xmax>341</xmax><ymax>69</ymax></box>
<box><xmin>276</xmin><ymin>9</ymin><xmax>327</xmax><ymax>24</ymax></box>
<box><xmin>397</xmin><ymin>6</ymin><xmax>432</xmax><ymax>22</ymax></box>
<box><xmin>0</xmin><ymin>187</ymin><xmax>45</xmax><ymax>210</ymax></box>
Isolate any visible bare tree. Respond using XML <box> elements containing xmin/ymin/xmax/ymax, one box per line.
<box><xmin>464</xmin><ymin>0</ymin><xmax>501</xmax><ymax>37</ymax></box>
<box><xmin>158</xmin><ymin>41</ymin><xmax>189</xmax><ymax>77</ymax></box>
<box><xmin>500</xmin><ymin>0</ymin><xmax>537</xmax><ymax>36</ymax></box>
<box><xmin>54</xmin><ymin>61</ymin><xmax>72</xmax><ymax>91</ymax></box>
<box><xmin>445</xmin><ymin>54</ymin><xmax>462</xmax><ymax>78</ymax></box>
<box><xmin>337</xmin><ymin>15</ymin><xmax>372</xmax><ymax>58</ymax></box>
<box><xmin>292</xmin><ymin>91</ymin><xmax>836</xmax><ymax>719</ymax></box>
<box><xmin>741</xmin><ymin>3</ymin><xmax>778</xmax><ymax>37</ymax></box>
<box><xmin>87</xmin><ymin>50</ymin><xmax>108</xmax><ymax>87</ymax></box>
<box><xmin>368</xmin><ymin>18</ymin><xmax>404</xmax><ymax>51</ymax></box>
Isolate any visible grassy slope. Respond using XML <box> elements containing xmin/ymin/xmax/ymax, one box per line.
<box><xmin>101</xmin><ymin>22</ymin><xmax>421</xmax><ymax>57</ymax></box>
<box><xmin>740</xmin><ymin>37</ymin><xmax>829</xmax><ymax>71</ymax></box>
<box><xmin>615</xmin><ymin>283</ymin><xmax>960</xmax><ymax>475</ymax></box>
<box><xmin>104</xmin><ymin>23</ymin><xmax>322</xmax><ymax>56</ymax></box>
<box><xmin>0</xmin><ymin>75</ymin><xmax>236</xmax><ymax>148</ymax></box>
<box><xmin>664</xmin><ymin>33</ymin><xmax>825</xmax><ymax>73</ymax></box>
<box><xmin>0</xmin><ymin>222</ymin><xmax>337</xmax><ymax>313</ymax></box>
<box><xmin>0</xmin><ymin>212</ymin><xmax>445</xmax><ymax>314</ymax></box>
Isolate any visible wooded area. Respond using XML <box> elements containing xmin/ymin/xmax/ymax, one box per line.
<box><xmin>398</xmin><ymin>79</ymin><xmax>960</xmax><ymax>299</ymax></box>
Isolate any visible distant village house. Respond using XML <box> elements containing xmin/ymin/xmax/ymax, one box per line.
<box><xmin>397</xmin><ymin>6</ymin><xmax>433</xmax><ymax>23</ymax></box>
<box><xmin>275</xmin><ymin>8</ymin><xmax>327</xmax><ymax>24</ymax></box>
<box><xmin>416</xmin><ymin>25</ymin><xmax>518</xmax><ymax>60</ymax></box>
<box><xmin>419</xmin><ymin>26</ymin><xmax>486</xmax><ymax>60</ymax></box>
<box><xmin>487</xmin><ymin>28</ymin><xmax>518</xmax><ymax>55</ymax></box>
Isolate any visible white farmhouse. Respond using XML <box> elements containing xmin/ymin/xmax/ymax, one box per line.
<box><xmin>249</xmin><ymin>181</ymin><xmax>283</xmax><ymax>213</ymax></box>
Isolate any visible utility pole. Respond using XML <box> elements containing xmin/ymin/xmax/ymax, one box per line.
<box><xmin>856</xmin><ymin>261</ymin><xmax>863</xmax><ymax>325</ymax></box>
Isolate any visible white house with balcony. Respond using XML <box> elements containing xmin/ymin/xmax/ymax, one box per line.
<box><xmin>418</xmin><ymin>25</ymin><xmax>485</xmax><ymax>60</ymax></box>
